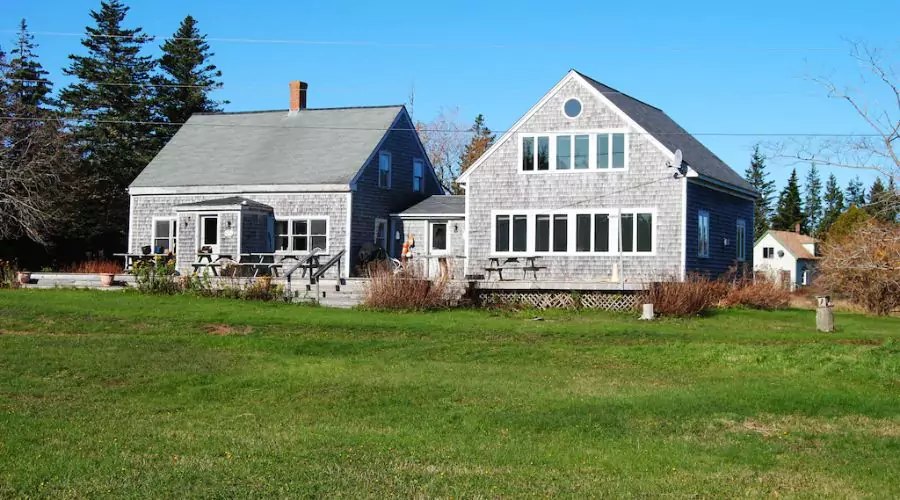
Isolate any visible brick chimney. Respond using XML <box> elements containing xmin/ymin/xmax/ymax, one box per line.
<box><xmin>794</xmin><ymin>223</ymin><xmax>801</xmax><ymax>234</ymax></box>
<box><xmin>289</xmin><ymin>81</ymin><xmax>308</xmax><ymax>112</ymax></box>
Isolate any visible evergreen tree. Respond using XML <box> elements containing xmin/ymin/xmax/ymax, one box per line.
<box><xmin>819</xmin><ymin>173</ymin><xmax>845</xmax><ymax>235</ymax></box>
<box><xmin>845</xmin><ymin>176</ymin><xmax>866</xmax><ymax>207</ymax></box>
<box><xmin>154</xmin><ymin>15</ymin><xmax>225</xmax><ymax>140</ymax></box>
<box><xmin>803</xmin><ymin>164</ymin><xmax>823</xmax><ymax>236</ymax></box>
<box><xmin>865</xmin><ymin>177</ymin><xmax>891</xmax><ymax>222</ymax></box>
<box><xmin>456</xmin><ymin>114</ymin><xmax>494</xmax><ymax>193</ymax></box>
<box><xmin>772</xmin><ymin>169</ymin><xmax>806</xmax><ymax>233</ymax></box>
<box><xmin>5</xmin><ymin>20</ymin><xmax>56</xmax><ymax>164</ymax></box>
<box><xmin>886</xmin><ymin>177</ymin><xmax>899</xmax><ymax>223</ymax></box>
<box><xmin>59</xmin><ymin>0</ymin><xmax>158</xmax><ymax>253</ymax></box>
<box><xmin>744</xmin><ymin>144</ymin><xmax>775</xmax><ymax>239</ymax></box>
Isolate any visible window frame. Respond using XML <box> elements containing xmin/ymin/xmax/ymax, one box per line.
<box><xmin>736</xmin><ymin>219</ymin><xmax>747</xmax><ymax>262</ymax></box>
<box><xmin>151</xmin><ymin>216</ymin><xmax>177</xmax><ymax>254</ymax></box>
<box><xmin>763</xmin><ymin>247</ymin><xmax>775</xmax><ymax>259</ymax></box>
<box><xmin>274</xmin><ymin>216</ymin><xmax>330</xmax><ymax>254</ymax></box>
<box><xmin>412</xmin><ymin>158</ymin><xmax>424</xmax><ymax>192</ymax></box>
<box><xmin>374</xmin><ymin>218</ymin><xmax>388</xmax><ymax>250</ymax></box>
<box><xmin>378</xmin><ymin>151</ymin><xmax>392</xmax><ymax>189</ymax></box>
<box><xmin>519</xmin><ymin>129</ymin><xmax>629</xmax><ymax>173</ymax></box>
<box><xmin>430</xmin><ymin>221</ymin><xmax>449</xmax><ymax>254</ymax></box>
<box><xmin>698</xmin><ymin>210</ymin><xmax>710</xmax><ymax>258</ymax></box>
<box><xmin>199</xmin><ymin>214</ymin><xmax>220</xmax><ymax>248</ymax></box>
<box><xmin>490</xmin><ymin>208</ymin><xmax>653</xmax><ymax>256</ymax></box>
<box><xmin>563</xmin><ymin>98</ymin><xmax>582</xmax><ymax>119</ymax></box>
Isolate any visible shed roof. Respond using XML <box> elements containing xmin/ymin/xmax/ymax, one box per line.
<box><xmin>395</xmin><ymin>195</ymin><xmax>465</xmax><ymax>217</ymax></box>
<box><xmin>130</xmin><ymin>106</ymin><xmax>404</xmax><ymax>188</ymax></box>
<box><xmin>174</xmin><ymin>196</ymin><xmax>273</xmax><ymax>211</ymax></box>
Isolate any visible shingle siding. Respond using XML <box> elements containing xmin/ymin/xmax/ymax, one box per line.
<box><xmin>392</xmin><ymin>217</ymin><xmax>466</xmax><ymax>279</ymax></box>
<box><xmin>465</xmin><ymin>78</ymin><xmax>684</xmax><ymax>283</ymax></box>
<box><xmin>684</xmin><ymin>181</ymin><xmax>754</xmax><ymax>277</ymax></box>
<box><xmin>350</xmin><ymin>112</ymin><xmax>443</xmax><ymax>273</ymax></box>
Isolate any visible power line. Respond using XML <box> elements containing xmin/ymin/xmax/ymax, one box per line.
<box><xmin>0</xmin><ymin>28</ymin><xmax>845</xmax><ymax>52</ymax></box>
<box><xmin>0</xmin><ymin>115</ymin><xmax>883</xmax><ymax>137</ymax></box>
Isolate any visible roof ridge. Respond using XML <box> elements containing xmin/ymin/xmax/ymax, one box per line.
<box><xmin>573</xmin><ymin>70</ymin><xmax>664</xmax><ymax>112</ymax></box>
<box><xmin>193</xmin><ymin>104</ymin><xmax>405</xmax><ymax>117</ymax></box>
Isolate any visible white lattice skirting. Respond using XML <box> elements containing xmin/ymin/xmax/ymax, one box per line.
<box><xmin>476</xmin><ymin>290</ymin><xmax>639</xmax><ymax>311</ymax></box>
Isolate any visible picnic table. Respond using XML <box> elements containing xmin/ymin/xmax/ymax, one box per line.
<box><xmin>485</xmin><ymin>256</ymin><xmax>546</xmax><ymax>280</ymax></box>
<box><xmin>191</xmin><ymin>253</ymin><xmax>233</xmax><ymax>276</ymax></box>
<box><xmin>113</xmin><ymin>253</ymin><xmax>172</xmax><ymax>272</ymax></box>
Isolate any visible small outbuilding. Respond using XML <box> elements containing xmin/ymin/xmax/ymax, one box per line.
<box><xmin>753</xmin><ymin>229</ymin><xmax>820</xmax><ymax>290</ymax></box>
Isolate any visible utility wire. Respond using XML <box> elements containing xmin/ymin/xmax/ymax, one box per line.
<box><xmin>0</xmin><ymin>115</ymin><xmax>883</xmax><ymax>137</ymax></box>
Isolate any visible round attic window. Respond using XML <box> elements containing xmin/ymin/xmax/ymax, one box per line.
<box><xmin>563</xmin><ymin>98</ymin><xmax>582</xmax><ymax>118</ymax></box>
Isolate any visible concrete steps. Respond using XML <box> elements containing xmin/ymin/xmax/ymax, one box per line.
<box><xmin>20</xmin><ymin>273</ymin><xmax>134</xmax><ymax>290</ymax></box>
<box><xmin>297</xmin><ymin>278</ymin><xmax>367</xmax><ymax>308</ymax></box>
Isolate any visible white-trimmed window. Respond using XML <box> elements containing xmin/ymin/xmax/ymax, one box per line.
<box><xmin>698</xmin><ymin>210</ymin><xmax>710</xmax><ymax>258</ymax></box>
<box><xmin>378</xmin><ymin>151</ymin><xmax>392</xmax><ymax>188</ymax></box>
<box><xmin>412</xmin><ymin>159</ymin><xmax>424</xmax><ymax>192</ymax></box>
<box><xmin>494</xmin><ymin>214</ymin><xmax>528</xmax><ymax>253</ymax></box>
<box><xmin>736</xmin><ymin>220</ymin><xmax>747</xmax><ymax>261</ymax></box>
<box><xmin>763</xmin><ymin>247</ymin><xmax>775</xmax><ymax>259</ymax></box>
<box><xmin>521</xmin><ymin>131</ymin><xmax>627</xmax><ymax>171</ymax></box>
<box><xmin>619</xmin><ymin>212</ymin><xmax>654</xmax><ymax>253</ymax></box>
<box><xmin>152</xmin><ymin>218</ymin><xmax>177</xmax><ymax>254</ymax></box>
<box><xmin>431</xmin><ymin>222</ymin><xmax>448</xmax><ymax>253</ymax></box>
<box><xmin>276</xmin><ymin>218</ymin><xmax>328</xmax><ymax>253</ymax></box>
<box><xmin>374</xmin><ymin>218</ymin><xmax>387</xmax><ymax>249</ymax></box>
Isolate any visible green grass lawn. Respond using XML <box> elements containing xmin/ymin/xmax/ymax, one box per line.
<box><xmin>1</xmin><ymin>289</ymin><xmax>898</xmax><ymax>498</ymax></box>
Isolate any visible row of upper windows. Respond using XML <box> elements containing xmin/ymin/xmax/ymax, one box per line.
<box><xmin>697</xmin><ymin>210</ymin><xmax>747</xmax><ymax>261</ymax></box>
<box><xmin>377</xmin><ymin>151</ymin><xmax>426</xmax><ymax>192</ymax></box>
<box><xmin>521</xmin><ymin>132</ymin><xmax>628</xmax><ymax>172</ymax></box>
<box><xmin>493</xmin><ymin>209</ymin><xmax>654</xmax><ymax>255</ymax></box>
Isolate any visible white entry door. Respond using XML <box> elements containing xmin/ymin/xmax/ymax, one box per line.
<box><xmin>199</xmin><ymin>215</ymin><xmax>220</xmax><ymax>255</ymax></box>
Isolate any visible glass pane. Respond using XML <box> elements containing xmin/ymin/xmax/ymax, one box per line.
<box><xmin>564</xmin><ymin>98</ymin><xmax>582</xmax><ymax>118</ymax></box>
<box><xmin>637</xmin><ymin>213</ymin><xmax>652</xmax><ymax>252</ymax></box>
<box><xmin>203</xmin><ymin>217</ymin><xmax>218</xmax><ymax>245</ymax></box>
<box><xmin>597</xmin><ymin>134</ymin><xmax>609</xmax><ymax>169</ymax></box>
<box><xmin>553</xmin><ymin>215</ymin><xmax>568</xmax><ymax>252</ymax></box>
<box><xmin>311</xmin><ymin>236</ymin><xmax>327</xmax><ymax>252</ymax></box>
<box><xmin>155</xmin><ymin>220</ymin><xmax>170</xmax><ymax>238</ymax></box>
<box><xmin>294</xmin><ymin>236</ymin><xmax>308</xmax><ymax>251</ymax></box>
<box><xmin>380</xmin><ymin>153</ymin><xmax>390</xmax><ymax>171</ymax></box>
<box><xmin>172</xmin><ymin>223</ymin><xmax>177</xmax><ymax>237</ymax></box>
<box><xmin>311</xmin><ymin>219</ymin><xmax>327</xmax><ymax>235</ymax></box>
<box><xmin>522</xmin><ymin>137</ymin><xmax>534</xmax><ymax>171</ymax></box>
<box><xmin>537</xmin><ymin>136</ymin><xmax>550</xmax><ymax>171</ymax></box>
<box><xmin>621</xmin><ymin>213</ymin><xmax>634</xmax><ymax>252</ymax></box>
<box><xmin>574</xmin><ymin>135</ymin><xmax>589</xmax><ymax>169</ymax></box>
<box><xmin>612</xmin><ymin>133</ymin><xmax>626</xmax><ymax>168</ymax></box>
<box><xmin>293</xmin><ymin>220</ymin><xmax>308</xmax><ymax>236</ymax></box>
<box><xmin>432</xmin><ymin>223</ymin><xmax>447</xmax><ymax>250</ymax></box>
<box><xmin>535</xmin><ymin>215</ymin><xmax>550</xmax><ymax>252</ymax></box>
<box><xmin>275</xmin><ymin>220</ymin><xmax>288</xmax><ymax>236</ymax></box>
<box><xmin>556</xmin><ymin>135</ymin><xmax>571</xmax><ymax>170</ymax></box>
<box><xmin>575</xmin><ymin>214</ymin><xmax>591</xmax><ymax>252</ymax></box>
<box><xmin>594</xmin><ymin>214</ymin><xmax>609</xmax><ymax>252</ymax></box>
<box><xmin>512</xmin><ymin>215</ymin><xmax>527</xmax><ymax>252</ymax></box>
<box><xmin>154</xmin><ymin>238</ymin><xmax>170</xmax><ymax>253</ymax></box>
<box><xmin>277</xmin><ymin>236</ymin><xmax>289</xmax><ymax>251</ymax></box>
<box><xmin>496</xmin><ymin>215</ymin><xmax>510</xmax><ymax>252</ymax></box>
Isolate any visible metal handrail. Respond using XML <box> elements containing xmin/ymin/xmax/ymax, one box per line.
<box><xmin>311</xmin><ymin>250</ymin><xmax>345</xmax><ymax>282</ymax></box>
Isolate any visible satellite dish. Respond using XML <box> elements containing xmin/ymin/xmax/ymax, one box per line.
<box><xmin>777</xmin><ymin>250</ymin><xmax>785</xmax><ymax>258</ymax></box>
<box><xmin>673</xmin><ymin>149</ymin><xmax>683</xmax><ymax>167</ymax></box>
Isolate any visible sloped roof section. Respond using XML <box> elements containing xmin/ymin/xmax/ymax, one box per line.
<box><xmin>174</xmin><ymin>196</ymin><xmax>273</xmax><ymax>211</ymax></box>
<box><xmin>396</xmin><ymin>195</ymin><xmax>465</xmax><ymax>216</ymax></box>
<box><xmin>575</xmin><ymin>71</ymin><xmax>755</xmax><ymax>193</ymax></box>
<box><xmin>767</xmin><ymin>230</ymin><xmax>819</xmax><ymax>259</ymax></box>
<box><xmin>131</xmin><ymin>106</ymin><xmax>404</xmax><ymax>188</ymax></box>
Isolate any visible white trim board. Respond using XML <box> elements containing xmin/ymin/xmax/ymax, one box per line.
<box><xmin>130</xmin><ymin>184</ymin><xmax>351</xmax><ymax>195</ymax></box>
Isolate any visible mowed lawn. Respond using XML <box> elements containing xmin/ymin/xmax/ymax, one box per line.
<box><xmin>1</xmin><ymin>290</ymin><xmax>898</xmax><ymax>498</ymax></box>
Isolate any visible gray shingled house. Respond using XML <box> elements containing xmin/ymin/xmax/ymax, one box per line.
<box><xmin>455</xmin><ymin>69</ymin><xmax>756</xmax><ymax>286</ymax></box>
<box><xmin>128</xmin><ymin>81</ymin><xmax>443</xmax><ymax>277</ymax></box>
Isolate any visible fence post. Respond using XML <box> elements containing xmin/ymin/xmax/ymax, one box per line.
<box><xmin>640</xmin><ymin>303</ymin><xmax>655</xmax><ymax>320</ymax></box>
<box><xmin>816</xmin><ymin>295</ymin><xmax>834</xmax><ymax>333</ymax></box>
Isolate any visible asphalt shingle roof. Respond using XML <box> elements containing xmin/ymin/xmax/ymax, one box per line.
<box><xmin>174</xmin><ymin>197</ymin><xmax>273</xmax><ymax>210</ymax></box>
<box><xmin>767</xmin><ymin>230</ymin><xmax>819</xmax><ymax>260</ymax></box>
<box><xmin>130</xmin><ymin>106</ymin><xmax>404</xmax><ymax>188</ymax></box>
<box><xmin>397</xmin><ymin>195</ymin><xmax>465</xmax><ymax>216</ymax></box>
<box><xmin>575</xmin><ymin>71</ymin><xmax>755</xmax><ymax>193</ymax></box>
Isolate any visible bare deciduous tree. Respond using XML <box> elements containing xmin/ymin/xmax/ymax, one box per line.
<box><xmin>415</xmin><ymin>108</ymin><xmax>466</xmax><ymax>193</ymax></box>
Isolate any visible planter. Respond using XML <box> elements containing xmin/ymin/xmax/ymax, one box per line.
<box><xmin>17</xmin><ymin>271</ymin><xmax>31</xmax><ymax>285</ymax></box>
<box><xmin>99</xmin><ymin>273</ymin><xmax>115</xmax><ymax>287</ymax></box>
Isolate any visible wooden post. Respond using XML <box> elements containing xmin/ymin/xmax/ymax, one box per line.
<box><xmin>640</xmin><ymin>303</ymin><xmax>655</xmax><ymax>321</ymax></box>
<box><xmin>816</xmin><ymin>295</ymin><xmax>834</xmax><ymax>333</ymax></box>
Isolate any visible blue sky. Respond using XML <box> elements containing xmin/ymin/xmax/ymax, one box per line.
<box><xmin>3</xmin><ymin>0</ymin><xmax>897</xmax><ymax>192</ymax></box>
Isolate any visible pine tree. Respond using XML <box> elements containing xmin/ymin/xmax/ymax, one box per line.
<box><xmin>819</xmin><ymin>173</ymin><xmax>845</xmax><ymax>235</ymax></box>
<box><xmin>456</xmin><ymin>114</ymin><xmax>494</xmax><ymax>192</ymax></box>
<box><xmin>803</xmin><ymin>164</ymin><xmax>823</xmax><ymax>236</ymax></box>
<box><xmin>154</xmin><ymin>15</ymin><xmax>225</xmax><ymax>140</ymax></box>
<box><xmin>845</xmin><ymin>176</ymin><xmax>866</xmax><ymax>207</ymax></box>
<box><xmin>865</xmin><ymin>177</ymin><xmax>890</xmax><ymax>222</ymax></box>
<box><xmin>743</xmin><ymin>144</ymin><xmax>775</xmax><ymax>239</ymax></box>
<box><xmin>772</xmin><ymin>169</ymin><xmax>806</xmax><ymax>233</ymax></box>
<box><xmin>886</xmin><ymin>177</ymin><xmax>899</xmax><ymax>223</ymax></box>
<box><xmin>59</xmin><ymin>0</ymin><xmax>158</xmax><ymax>252</ymax></box>
<box><xmin>5</xmin><ymin>20</ymin><xmax>56</xmax><ymax>163</ymax></box>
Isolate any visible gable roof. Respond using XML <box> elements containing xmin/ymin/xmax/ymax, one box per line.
<box><xmin>762</xmin><ymin>230</ymin><xmax>819</xmax><ymax>259</ymax></box>
<box><xmin>574</xmin><ymin>71</ymin><xmax>754</xmax><ymax>193</ymax></box>
<box><xmin>174</xmin><ymin>196</ymin><xmax>273</xmax><ymax>211</ymax></box>
<box><xmin>395</xmin><ymin>195</ymin><xmax>465</xmax><ymax>217</ymax></box>
<box><xmin>130</xmin><ymin>105</ymin><xmax>404</xmax><ymax>188</ymax></box>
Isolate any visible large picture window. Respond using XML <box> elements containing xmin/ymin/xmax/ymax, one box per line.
<box><xmin>619</xmin><ymin>212</ymin><xmax>654</xmax><ymax>253</ymax></box>
<box><xmin>493</xmin><ymin>209</ymin><xmax>650</xmax><ymax>255</ymax></box>
<box><xmin>494</xmin><ymin>214</ymin><xmax>528</xmax><ymax>253</ymax></box>
<box><xmin>152</xmin><ymin>218</ymin><xmax>177</xmax><ymax>254</ymax></box>
<box><xmin>698</xmin><ymin>210</ymin><xmax>710</xmax><ymax>258</ymax></box>
<box><xmin>522</xmin><ymin>131</ymin><xmax>627</xmax><ymax>171</ymax></box>
<box><xmin>276</xmin><ymin>218</ymin><xmax>328</xmax><ymax>253</ymax></box>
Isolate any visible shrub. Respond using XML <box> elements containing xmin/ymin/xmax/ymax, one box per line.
<box><xmin>643</xmin><ymin>274</ymin><xmax>718</xmax><ymax>317</ymax></box>
<box><xmin>133</xmin><ymin>255</ymin><xmax>180</xmax><ymax>294</ymax></box>
<box><xmin>363</xmin><ymin>262</ymin><xmax>446</xmax><ymax>310</ymax></box>
<box><xmin>0</xmin><ymin>259</ymin><xmax>19</xmax><ymax>289</ymax></box>
<box><xmin>62</xmin><ymin>259</ymin><xmax>123</xmax><ymax>274</ymax></box>
<box><xmin>818</xmin><ymin>221</ymin><xmax>900</xmax><ymax>315</ymax></box>
<box><xmin>720</xmin><ymin>280</ymin><xmax>791</xmax><ymax>310</ymax></box>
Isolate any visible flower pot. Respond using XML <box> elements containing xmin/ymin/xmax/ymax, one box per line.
<box><xmin>100</xmin><ymin>273</ymin><xmax>115</xmax><ymax>287</ymax></box>
<box><xmin>16</xmin><ymin>272</ymin><xmax>31</xmax><ymax>285</ymax></box>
